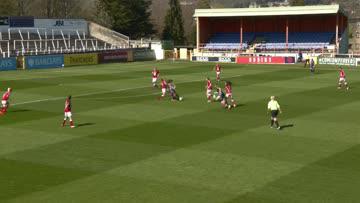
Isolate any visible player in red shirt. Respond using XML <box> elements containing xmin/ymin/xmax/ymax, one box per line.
<box><xmin>1</xmin><ymin>88</ymin><xmax>12</xmax><ymax>115</ymax></box>
<box><xmin>160</xmin><ymin>79</ymin><xmax>168</xmax><ymax>98</ymax></box>
<box><xmin>338</xmin><ymin>67</ymin><xmax>349</xmax><ymax>90</ymax></box>
<box><xmin>152</xmin><ymin>67</ymin><xmax>160</xmax><ymax>88</ymax></box>
<box><xmin>214</xmin><ymin>64</ymin><xmax>222</xmax><ymax>82</ymax></box>
<box><xmin>62</xmin><ymin>96</ymin><xmax>75</xmax><ymax>128</ymax></box>
<box><xmin>206</xmin><ymin>78</ymin><xmax>213</xmax><ymax>103</ymax></box>
<box><xmin>225</xmin><ymin>81</ymin><xmax>237</xmax><ymax>109</ymax></box>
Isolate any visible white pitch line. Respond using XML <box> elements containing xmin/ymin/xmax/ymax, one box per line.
<box><xmin>89</xmin><ymin>92</ymin><xmax>160</xmax><ymax>100</ymax></box>
<box><xmin>12</xmin><ymin>85</ymin><xmax>151</xmax><ymax>106</ymax></box>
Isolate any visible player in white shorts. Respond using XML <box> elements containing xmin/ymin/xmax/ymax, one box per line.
<box><xmin>206</xmin><ymin>78</ymin><xmax>213</xmax><ymax>103</ymax></box>
<box><xmin>338</xmin><ymin>67</ymin><xmax>349</xmax><ymax>90</ymax></box>
<box><xmin>1</xmin><ymin>88</ymin><xmax>12</xmax><ymax>115</ymax></box>
<box><xmin>152</xmin><ymin>67</ymin><xmax>160</xmax><ymax>87</ymax></box>
<box><xmin>160</xmin><ymin>79</ymin><xmax>168</xmax><ymax>98</ymax></box>
<box><xmin>62</xmin><ymin>95</ymin><xmax>75</xmax><ymax>128</ymax></box>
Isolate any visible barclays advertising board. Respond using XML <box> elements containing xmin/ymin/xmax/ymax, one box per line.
<box><xmin>0</xmin><ymin>58</ymin><xmax>17</xmax><ymax>71</ymax></box>
<box><xmin>26</xmin><ymin>55</ymin><xmax>64</xmax><ymax>69</ymax></box>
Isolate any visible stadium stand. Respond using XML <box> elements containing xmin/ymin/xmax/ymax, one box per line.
<box><xmin>255</xmin><ymin>32</ymin><xmax>335</xmax><ymax>50</ymax></box>
<box><xmin>0</xmin><ymin>18</ymin><xmax>130</xmax><ymax>57</ymax></box>
<box><xmin>204</xmin><ymin>32</ymin><xmax>254</xmax><ymax>50</ymax></box>
<box><xmin>194</xmin><ymin>5</ymin><xmax>348</xmax><ymax>54</ymax></box>
<box><xmin>203</xmin><ymin>32</ymin><xmax>335</xmax><ymax>51</ymax></box>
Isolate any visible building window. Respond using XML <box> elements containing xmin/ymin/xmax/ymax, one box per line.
<box><xmin>357</xmin><ymin>33</ymin><xmax>360</xmax><ymax>38</ymax></box>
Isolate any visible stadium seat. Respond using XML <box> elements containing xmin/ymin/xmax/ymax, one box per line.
<box><xmin>204</xmin><ymin>32</ymin><xmax>255</xmax><ymax>50</ymax></box>
<box><xmin>203</xmin><ymin>32</ymin><xmax>335</xmax><ymax>51</ymax></box>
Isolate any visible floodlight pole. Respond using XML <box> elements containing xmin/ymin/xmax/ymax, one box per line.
<box><xmin>196</xmin><ymin>17</ymin><xmax>200</xmax><ymax>50</ymax></box>
<box><xmin>336</xmin><ymin>13</ymin><xmax>339</xmax><ymax>54</ymax></box>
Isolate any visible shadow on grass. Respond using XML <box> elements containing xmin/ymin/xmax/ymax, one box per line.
<box><xmin>77</xmin><ymin>123</ymin><xmax>96</xmax><ymax>128</ymax></box>
<box><xmin>11</xmin><ymin>109</ymin><xmax>31</xmax><ymax>113</ymax></box>
<box><xmin>280</xmin><ymin>124</ymin><xmax>294</xmax><ymax>130</ymax></box>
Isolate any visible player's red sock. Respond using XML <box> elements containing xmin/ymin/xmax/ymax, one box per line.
<box><xmin>70</xmin><ymin>121</ymin><xmax>75</xmax><ymax>127</ymax></box>
<box><xmin>62</xmin><ymin>120</ymin><xmax>66</xmax><ymax>127</ymax></box>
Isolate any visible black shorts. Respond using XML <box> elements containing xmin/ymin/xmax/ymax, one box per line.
<box><xmin>271</xmin><ymin>110</ymin><xmax>279</xmax><ymax>118</ymax></box>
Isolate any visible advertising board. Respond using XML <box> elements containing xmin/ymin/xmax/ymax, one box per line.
<box><xmin>0</xmin><ymin>58</ymin><xmax>17</xmax><ymax>71</ymax></box>
<box><xmin>64</xmin><ymin>53</ymin><xmax>98</xmax><ymax>66</ymax></box>
<box><xmin>99</xmin><ymin>51</ymin><xmax>128</xmax><ymax>63</ymax></box>
<box><xmin>26</xmin><ymin>55</ymin><xmax>64</xmax><ymax>69</ymax></box>
<box><xmin>34</xmin><ymin>19</ymin><xmax>88</xmax><ymax>34</ymax></box>
<box><xmin>318</xmin><ymin>57</ymin><xmax>357</xmax><ymax>66</ymax></box>
<box><xmin>236</xmin><ymin>56</ymin><xmax>295</xmax><ymax>64</ymax></box>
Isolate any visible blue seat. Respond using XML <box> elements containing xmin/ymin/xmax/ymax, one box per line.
<box><xmin>204</xmin><ymin>32</ymin><xmax>255</xmax><ymax>50</ymax></box>
<box><xmin>204</xmin><ymin>32</ymin><xmax>335</xmax><ymax>50</ymax></box>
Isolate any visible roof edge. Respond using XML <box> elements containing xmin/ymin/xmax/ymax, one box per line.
<box><xmin>194</xmin><ymin>5</ymin><xmax>346</xmax><ymax>18</ymax></box>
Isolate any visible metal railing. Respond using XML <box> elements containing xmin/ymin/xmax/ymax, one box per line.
<box><xmin>0</xmin><ymin>40</ymin><xmax>10</xmax><ymax>58</ymax></box>
<box><xmin>10</xmin><ymin>38</ymin><xmax>112</xmax><ymax>56</ymax></box>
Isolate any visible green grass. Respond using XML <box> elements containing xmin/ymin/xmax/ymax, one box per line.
<box><xmin>0</xmin><ymin>61</ymin><xmax>360</xmax><ymax>202</ymax></box>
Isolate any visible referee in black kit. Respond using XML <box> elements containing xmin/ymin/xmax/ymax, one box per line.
<box><xmin>268</xmin><ymin>96</ymin><xmax>282</xmax><ymax>130</ymax></box>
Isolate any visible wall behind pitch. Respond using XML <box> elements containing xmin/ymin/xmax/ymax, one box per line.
<box><xmin>25</xmin><ymin>55</ymin><xmax>64</xmax><ymax>69</ymax></box>
<box><xmin>0</xmin><ymin>58</ymin><xmax>17</xmax><ymax>71</ymax></box>
<box><xmin>64</xmin><ymin>53</ymin><xmax>98</xmax><ymax>66</ymax></box>
<box><xmin>133</xmin><ymin>49</ymin><xmax>156</xmax><ymax>61</ymax></box>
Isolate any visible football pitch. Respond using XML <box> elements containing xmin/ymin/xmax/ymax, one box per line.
<box><xmin>1</xmin><ymin>61</ymin><xmax>360</xmax><ymax>202</ymax></box>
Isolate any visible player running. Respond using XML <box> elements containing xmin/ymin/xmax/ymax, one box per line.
<box><xmin>225</xmin><ymin>81</ymin><xmax>237</xmax><ymax>109</ymax></box>
<box><xmin>168</xmin><ymin>80</ymin><xmax>183</xmax><ymax>101</ymax></box>
<box><xmin>214</xmin><ymin>87</ymin><xmax>228</xmax><ymax>108</ymax></box>
<box><xmin>338</xmin><ymin>67</ymin><xmax>349</xmax><ymax>90</ymax></box>
<box><xmin>310</xmin><ymin>58</ymin><xmax>315</xmax><ymax>73</ymax></box>
<box><xmin>160</xmin><ymin>78</ymin><xmax>168</xmax><ymax>98</ymax></box>
<box><xmin>1</xmin><ymin>88</ymin><xmax>12</xmax><ymax>115</ymax></box>
<box><xmin>62</xmin><ymin>96</ymin><xmax>75</xmax><ymax>128</ymax></box>
<box><xmin>268</xmin><ymin>96</ymin><xmax>282</xmax><ymax>130</ymax></box>
<box><xmin>206</xmin><ymin>78</ymin><xmax>213</xmax><ymax>103</ymax></box>
<box><xmin>152</xmin><ymin>67</ymin><xmax>160</xmax><ymax>88</ymax></box>
<box><xmin>214</xmin><ymin>64</ymin><xmax>222</xmax><ymax>82</ymax></box>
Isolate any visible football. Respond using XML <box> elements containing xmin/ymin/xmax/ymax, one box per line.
<box><xmin>179</xmin><ymin>97</ymin><xmax>183</xmax><ymax>101</ymax></box>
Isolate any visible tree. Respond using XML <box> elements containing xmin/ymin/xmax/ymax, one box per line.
<box><xmin>162</xmin><ymin>0</ymin><xmax>186</xmax><ymax>45</ymax></box>
<box><xmin>94</xmin><ymin>0</ymin><xmax>112</xmax><ymax>27</ymax></box>
<box><xmin>290</xmin><ymin>0</ymin><xmax>305</xmax><ymax>6</ymax></box>
<box><xmin>0</xmin><ymin>0</ymin><xmax>18</xmax><ymax>16</ymax></box>
<box><xmin>189</xmin><ymin>0</ymin><xmax>211</xmax><ymax>45</ymax></box>
<box><xmin>197</xmin><ymin>0</ymin><xmax>211</xmax><ymax>9</ymax></box>
<box><xmin>96</xmin><ymin>0</ymin><xmax>155</xmax><ymax>39</ymax></box>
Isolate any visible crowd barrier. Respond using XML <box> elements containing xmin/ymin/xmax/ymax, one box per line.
<box><xmin>25</xmin><ymin>55</ymin><xmax>64</xmax><ymax>69</ymax></box>
<box><xmin>0</xmin><ymin>58</ymin><xmax>17</xmax><ymax>71</ymax></box>
<box><xmin>318</xmin><ymin>57</ymin><xmax>357</xmax><ymax>66</ymax></box>
<box><xmin>236</xmin><ymin>56</ymin><xmax>295</xmax><ymax>64</ymax></box>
